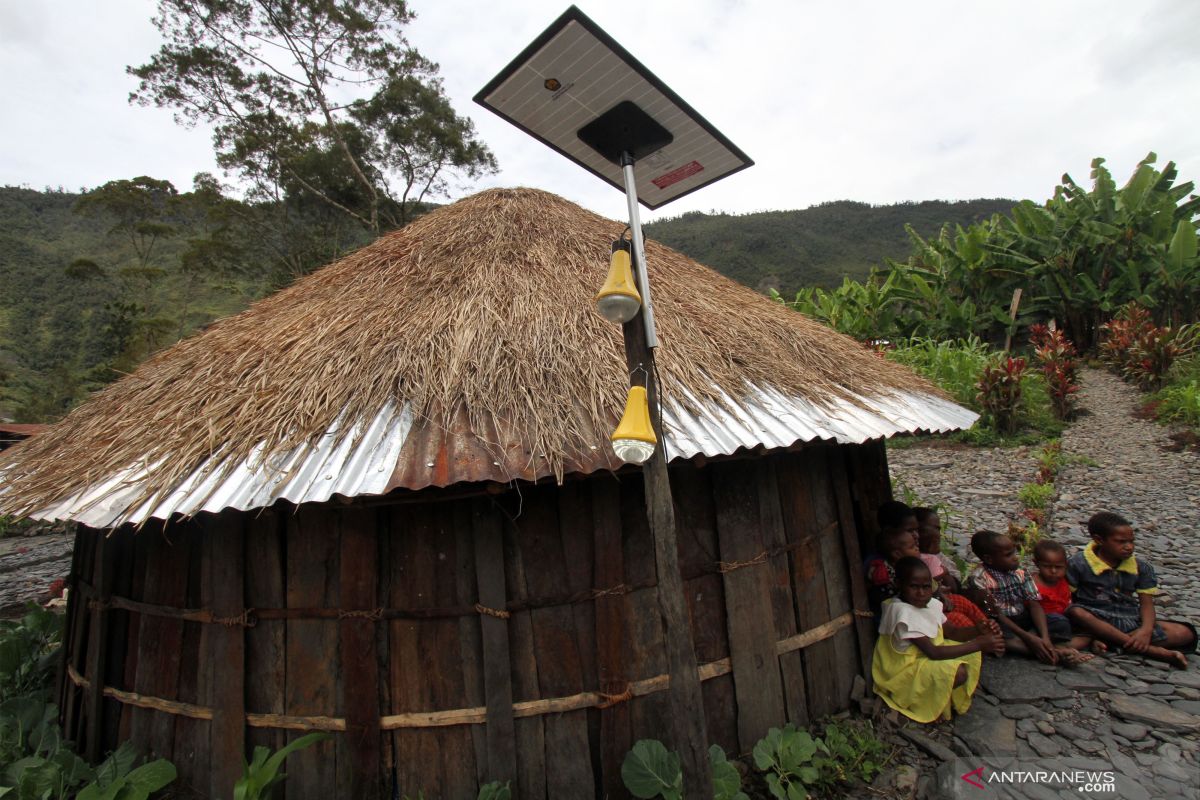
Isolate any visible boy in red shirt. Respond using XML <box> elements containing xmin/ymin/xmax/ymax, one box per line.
<box><xmin>1032</xmin><ymin>540</ymin><xmax>1098</xmax><ymax>664</ymax></box>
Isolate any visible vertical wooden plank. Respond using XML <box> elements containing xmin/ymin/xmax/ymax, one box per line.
<box><xmin>808</xmin><ymin>447</ymin><xmax>861</xmax><ymax>709</ymax></box>
<box><xmin>829</xmin><ymin>447</ymin><xmax>877</xmax><ymax>683</ymax></box>
<box><xmin>454</xmin><ymin>503</ymin><xmax>488</xmax><ymax>788</ymax></box>
<box><xmin>337</xmin><ymin>508</ymin><xmax>381</xmax><ymax>800</ymax></box>
<box><xmin>556</xmin><ymin>482</ymin><xmax>602</xmax><ymax>794</ymax></box>
<box><xmin>776</xmin><ymin>455</ymin><xmax>840</xmax><ymax>720</ymax></box>
<box><xmin>285</xmin><ymin>506</ymin><xmax>340</xmax><ymax>796</ymax></box>
<box><xmin>244</xmin><ymin>509</ymin><xmax>286</xmax><ymax>759</ymax></box>
<box><xmin>62</xmin><ymin>527</ymin><xmax>97</xmax><ymax>746</ymax></box>
<box><xmin>170</xmin><ymin>526</ymin><xmax>208</xmax><ymax>790</ymax></box>
<box><xmin>502</xmin><ymin>500</ymin><xmax>548</xmax><ymax>800</ymax></box>
<box><xmin>516</xmin><ymin>485</ymin><xmax>593</xmax><ymax>798</ymax></box>
<box><xmin>592</xmin><ymin>478</ymin><xmax>633</xmax><ymax>799</ymax></box>
<box><xmin>389</xmin><ymin>504</ymin><xmax>432</xmax><ymax>798</ymax></box>
<box><xmin>56</xmin><ymin>525</ymin><xmax>87</xmax><ymax>718</ymax></box>
<box><xmin>84</xmin><ymin>533</ymin><xmax>113</xmax><ymax>762</ymax></box>
<box><xmin>103</xmin><ymin>529</ymin><xmax>136</xmax><ymax>750</ymax></box>
<box><xmin>429</xmin><ymin>503</ymin><xmax>480</xmax><ymax>799</ymax></box>
<box><xmin>710</xmin><ymin>460</ymin><xmax>786</xmax><ymax>753</ymax></box>
<box><xmin>118</xmin><ymin>527</ymin><xmax>150</xmax><ymax>744</ymax></box>
<box><xmin>617</xmin><ymin>477</ymin><xmax>669</xmax><ymax>743</ymax></box>
<box><xmin>758</xmin><ymin>456</ymin><xmax>809</xmax><ymax>727</ymax></box>
<box><xmin>472</xmin><ymin>499</ymin><xmax>517</xmax><ymax>788</ymax></box>
<box><xmin>129</xmin><ymin>521</ymin><xmax>191</xmax><ymax>761</ymax></box>
<box><xmin>669</xmin><ymin>462</ymin><xmax>738</xmax><ymax>753</ymax></box>
<box><xmin>207</xmin><ymin>511</ymin><xmax>246</xmax><ymax>799</ymax></box>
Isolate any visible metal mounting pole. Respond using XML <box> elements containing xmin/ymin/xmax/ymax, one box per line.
<box><xmin>617</xmin><ymin>152</ymin><xmax>710</xmax><ymax>797</ymax></box>
<box><xmin>620</xmin><ymin>153</ymin><xmax>659</xmax><ymax>348</ymax></box>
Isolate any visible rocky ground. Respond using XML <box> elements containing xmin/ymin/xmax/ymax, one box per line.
<box><xmin>880</xmin><ymin>367</ymin><xmax>1200</xmax><ymax>799</ymax></box>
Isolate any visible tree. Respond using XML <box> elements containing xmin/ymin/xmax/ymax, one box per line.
<box><xmin>128</xmin><ymin>0</ymin><xmax>497</xmax><ymax>233</ymax></box>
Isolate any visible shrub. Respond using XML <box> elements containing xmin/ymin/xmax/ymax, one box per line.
<box><xmin>1099</xmin><ymin>304</ymin><xmax>1153</xmax><ymax>369</ymax></box>
<box><xmin>620</xmin><ymin>740</ymin><xmax>747</xmax><ymax>800</ymax></box>
<box><xmin>1018</xmin><ymin>482</ymin><xmax>1055</xmax><ymax>510</ymax></box>
<box><xmin>1155</xmin><ymin>379</ymin><xmax>1200</xmax><ymax>427</ymax></box>
<box><xmin>1029</xmin><ymin>326</ymin><xmax>1080</xmax><ymax>420</ymax></box>
<box><xmin>976</xmin><ymin>356</ymin><xmax>1026</xmax><ymax>435</ymax></box>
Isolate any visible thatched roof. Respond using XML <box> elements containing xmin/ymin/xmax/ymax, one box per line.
<box><xmin>0</xmin><ymin>188</ymin><xmax>974</xmax><ymax>527</ymax></box>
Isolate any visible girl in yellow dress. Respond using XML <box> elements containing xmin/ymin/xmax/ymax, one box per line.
<box><xmin>873</xmin><ymin>556</ymin><xmax>1005</xmax><ymax>722</ymax></box>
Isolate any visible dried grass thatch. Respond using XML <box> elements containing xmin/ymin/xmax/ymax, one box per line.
<box><xmin>0</xmin><ymin>187</ymin><xmax>937</xmax><ymax>518</ymax></box>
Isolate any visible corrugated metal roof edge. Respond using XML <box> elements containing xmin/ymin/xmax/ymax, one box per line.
<box><xmin>7</xmin><ymin>386</ymin><xmax>977</xmax><ymax>528</ymax></box>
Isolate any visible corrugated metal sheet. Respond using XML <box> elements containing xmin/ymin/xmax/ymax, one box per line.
<box><xmin>20</xmin><ymin>386</ymin><xmax>976</xmax><ymax>528</ymax></box>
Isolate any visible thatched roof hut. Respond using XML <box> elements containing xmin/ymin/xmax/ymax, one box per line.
<box><xmin>1</xmin><ymin>188</ymin><xmax>974</xmax><ymax>799</ymax></box>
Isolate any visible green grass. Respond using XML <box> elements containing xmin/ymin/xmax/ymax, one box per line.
<box><xmin>1018</xmin><ymin>482</ymin><xmax>1055</xmax><ymax>509</ymax></box>
<box><xmin>1152</xmin><ymin>354</ymin><xmax>1200</xmax><ymax>428</ymax></box>
<box><xmin>886</xmin><ymin>336</ymin><xmax>991</xmax><ymax>406</ymax></box>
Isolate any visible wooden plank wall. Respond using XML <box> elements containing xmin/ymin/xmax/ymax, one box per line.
<box><xmin>62</xmin><ymin>441</ymin><xmax>888</xmax><ymax>800</ymax></box>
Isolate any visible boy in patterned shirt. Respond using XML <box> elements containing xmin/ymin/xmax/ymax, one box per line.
<box><xmin>1066</xmin><ymin>512</ymin><xmax>1196</xmax><ymax>668</ymax></box>
<box><xmin>966</xmin><ymin>530</ymin><xmax>1061</xmax><ymax>664</ymax></box>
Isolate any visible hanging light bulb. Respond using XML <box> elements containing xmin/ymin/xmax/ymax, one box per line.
<box><xmin>594</xmin><ymin>239</ymin><xmax>642</xmax><ymax>323</ymax></box>
<box><xmin>611</xmin><ymin>385</ymin><xmax>657</xmax><ymax>463</ymax></box>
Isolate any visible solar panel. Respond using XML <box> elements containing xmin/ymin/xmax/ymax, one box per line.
<box><xmin>474</xmin><ymin>6</ymin><xmax>753</xmax><ymax>209</ymax></box>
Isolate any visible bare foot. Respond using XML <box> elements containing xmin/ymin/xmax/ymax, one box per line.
<box><xmin>1055</xmin><ymin>646</ymin><xmax>1093</xmax><ymax>666</ymax></box>
<box><xmin>1166</xmin><ymin>650</ymin><xmax>1188</xmax><ymax>669</ymax></box>
<box><xmin>1090</xmin><ymin>640</ymin><xmax>1108</xmax><ymax>655</ymax></box>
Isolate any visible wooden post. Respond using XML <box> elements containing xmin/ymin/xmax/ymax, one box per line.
<box><xmin>1003</xmin><ymin>288</ymin><xmax>1023</xmax><ymax>352</ymax></box>
<box><xmin>473</xmin><ymin>501</ymin><xmax>517</xmax><ymax>787</ymax></box>
<box><xmin>208</xmin><ymin>512</ymin><xmax>246</xmax><ymax>799</ymax></box>
<box><xmin>84</xmin><ymin>534</ymin><xmax>114</xmax><ymax>762</ymax></box>
<box><xmin>620</xmin><ymin>282</ymin><xmax>711</xmax><ymax>796</ymax></box>
<box><xmin>339</xmin><ymin>508</ymin><xmax>381</xmax><ymax>799</ymax></box>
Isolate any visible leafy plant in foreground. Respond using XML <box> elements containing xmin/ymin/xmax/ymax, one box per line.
<box><xmin>233</xmin><ymin>732</ymin><xmax>331</xmax><ymax>800</ymax></box>
<box><xmin>620</xmin><ymin>740</ymin><xmax>746</xmax><ymax>800</ymax></box>
<box><xmin>0</xmin><ymin>603</ymin><xmax>62</xmax><ymax>699</ymax></box>
<box><xmin>477</xmin><ymin>781</ymin><xmax>511</xmax><ymax>800</ymax></box>
<box><xmin>752</xmin><ymin>724</ymin><xmax>821</xmax><ymax>800</ymax></box>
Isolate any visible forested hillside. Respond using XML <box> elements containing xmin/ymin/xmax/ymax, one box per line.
<box><xmin>645</xmin><ymin>198</ymin><xmax>1018</xmax><ymax>293</ymax></box>
<box><xmin>0</xmin><ymin>181</ymin><xmax>378</xmax><ymax>422</ymax></box>
<box><xmin>0</xmin><ymin>186</ymin><xmax>1014</xmax><ymax>422</ymax></box>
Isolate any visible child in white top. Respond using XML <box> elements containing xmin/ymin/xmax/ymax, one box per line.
<box><xmin>872</xmin><ymin>557</ymin><xmax>1005</xmax><ymax>722</ymax></box>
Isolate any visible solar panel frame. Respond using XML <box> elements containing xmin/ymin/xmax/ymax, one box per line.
<box><xmin>474</xmin><ymin>5</ymin><xmax>754</xmax><ymax>209</ymax></box>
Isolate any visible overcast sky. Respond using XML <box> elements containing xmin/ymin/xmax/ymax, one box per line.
<box><xmin>2</xmin><ymin>0</ymin><xmax>1197</xmax><ymax>223</ymax></box>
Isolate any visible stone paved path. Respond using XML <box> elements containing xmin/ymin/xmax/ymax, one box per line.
<box><xmin>885</xmin><ymin>367</ymin><xmax>1200</xmax><ymax>799</ymax></box>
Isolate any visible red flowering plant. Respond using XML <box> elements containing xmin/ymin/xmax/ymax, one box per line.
<box><xmin>976</xmin><ymin>355</ymin><xmax>1026</xmax><ymax>434</ymax></box>
<box><xmin>1123</xmin><ymin>325</ymin><xmax>1191</xmax><ymax>390</ymax></box>
<box><xmin>1098</xmin><ymin>304</ymin><xmax>1153</xmax><ymax>371</ymax></box>
<box><xmin>1030</xmin><ymin>325</ymin><xmax>1080</xmax><ymax>420</ymax></box>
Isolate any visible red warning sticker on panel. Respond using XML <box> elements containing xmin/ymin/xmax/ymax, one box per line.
<box><xmin>651</xmin><ymin>160</ymin><xmax>704</xmax><ymax>189</ymax></box>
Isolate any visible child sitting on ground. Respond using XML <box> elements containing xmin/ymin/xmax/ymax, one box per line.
<box><xmin>913</xmin><ymin>506</ymin><xmax>962</xmax><ymax>593</ymax></box>
<box><xmin>966</xmin><ymin>530</ymin><xmax>1065</xmax><ymax>665</ymax></box>
<box><xmin>867</xmin><ymin>501</ymin><xmax>992</xmax><ymax>632</ymax></box>
<box><xmin>873</xmin><ymin>556</ymin><xmax>1005</xmax><ymax>723</ymax></box>
<box><xmin>1066</xmin><ymin>512</ymin><xmax>1197</xmax><ymax>668</ymax></box>
<box><xmin>1031</xmin><ymin>539</ymin><xmax>1098</xmax><ymax>663</ymax></box>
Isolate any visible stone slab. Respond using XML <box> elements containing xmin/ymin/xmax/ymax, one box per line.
<box><xmin>978</xmin><ymin>656</ymin><xmax>1074</xmax><ymax>703</ymax></box>
<box><xmin>1108</xmin><ymin>693</ymin><xmax>1200</xmax><ymax>732</ymax></box>
<box><xmin>1056</xmin><ymin>667</ymin><xmax>1110</xmax><ymax>692</ymax></box>
<box><xmin>953</xmin><ymin>702</ymin><xmax>1017</xmax><ymax>758</ymax></box>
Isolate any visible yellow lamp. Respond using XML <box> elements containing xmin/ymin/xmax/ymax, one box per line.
<box><xmin>594</xmin><ymin>240</ymin><xmax>642</xmax><ymax>323</ymax></box>
<box><xmin>611</xmin><ymin>385</ymin><xmax>657</xmax><ymax>463</ymax></box>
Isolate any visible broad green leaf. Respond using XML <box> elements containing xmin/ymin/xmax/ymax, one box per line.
<box><xmin>1167</xmin><ymin>219</ymin><xmax>1197</xmax><ymax>275</ymax></box>
<box><xmin>620</xmin><ymin>740</ymin><xmax>681</xmax><ymax>800</ymax></box>
<box><xmin>125</xmin><ymin>759</ymin><xmax>177</xmax><ymax>793</ymax></box>
<box><xmin>786</xmin><ymin>782</ymin><xmax>809</xmax><ymax>800</ymax></box>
